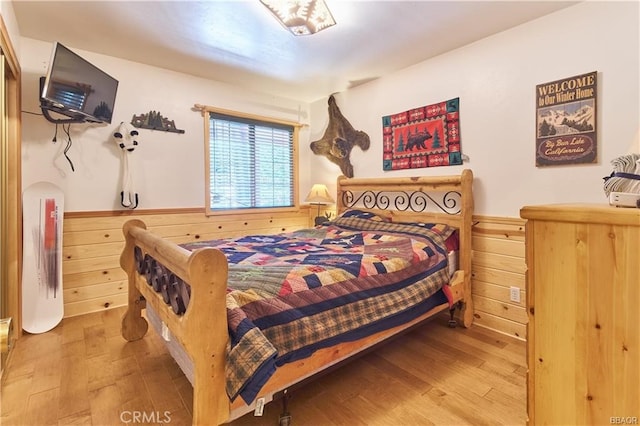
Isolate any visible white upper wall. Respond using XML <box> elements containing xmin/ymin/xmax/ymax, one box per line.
<box><xmin>20</xmin><ymin>38</ymin><xmax>313</xmax><ymax>211</ymax></box>
<box><xmin>308</xmin><ymin>1</ymin><xmax>640</xmax><ymax>217</ymax></box>
<box><xmin>16</xmin><ymin>1</ymin><xmax>639</xmax><ymax>217</ymax></box>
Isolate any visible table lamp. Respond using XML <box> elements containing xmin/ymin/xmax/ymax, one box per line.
<box><xmin>305</xmin><ymin>183</ymin><xmax>335</xmax><ymax>225</ymax></box>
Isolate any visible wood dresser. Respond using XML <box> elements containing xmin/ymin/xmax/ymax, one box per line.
<box><xmin>520</xmin><ymin>204</ymin><xmax>639</xmax><ymax>425</ymax></box>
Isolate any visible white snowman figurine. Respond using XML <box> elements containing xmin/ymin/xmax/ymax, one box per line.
<box><xmin>112</xmin><ymin>122</ymin><xmax>140</xmax><ymax>209</ymax></box>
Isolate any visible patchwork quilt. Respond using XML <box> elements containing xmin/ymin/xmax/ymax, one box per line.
<box><xmin>181</xmin><ymin>211</ymin><xmax>457</xmax><ymax>404</ymax></box>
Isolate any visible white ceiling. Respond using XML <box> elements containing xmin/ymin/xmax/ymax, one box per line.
<box><xmin>12</xmin><ymin>0</ymin><xmax>578</xmax><ymax>103</ymax></box>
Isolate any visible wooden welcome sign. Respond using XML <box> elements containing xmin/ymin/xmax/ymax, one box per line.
<box><xmin>535</xmin><ymin>71</ymin><xmax>597</xmax><ymax>166</ymax></box>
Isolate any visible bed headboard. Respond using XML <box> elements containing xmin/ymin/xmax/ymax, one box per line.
<box><xmin>336</xmin><ymin>169</ymin><xmax>473</xmax><ymax>226</ymax></box>
<box><xmin>336</xmin><ymin>169</ymin><xmax>474</xmax><ymax>300</ymax></box>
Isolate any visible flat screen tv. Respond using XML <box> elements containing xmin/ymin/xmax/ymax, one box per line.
<box><xmin>40</xmin><ymin>42</ymin><xmax>118</xmax><ymax>124</ymax></box>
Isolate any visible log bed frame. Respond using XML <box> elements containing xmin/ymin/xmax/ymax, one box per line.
<box><xmin>120</xmin><ymin>169</ymin><xmax>474</xmax><ymax>425</ymax></box>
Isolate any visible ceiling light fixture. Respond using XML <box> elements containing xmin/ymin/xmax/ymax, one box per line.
<box><xmin>260</xmin><ymin>0</ymin><xmax>336</xmax><ymax>36</ymax></box>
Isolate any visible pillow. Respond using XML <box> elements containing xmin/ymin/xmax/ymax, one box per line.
<box><xmin>407</xmin><ymin>223</ymin><xmax>459</xmax><ymax>250</ymax></box>
<box><xmin>337</xmin><ymin>209</ymin><xmax>390</xmax><ymax>222</ymax></box>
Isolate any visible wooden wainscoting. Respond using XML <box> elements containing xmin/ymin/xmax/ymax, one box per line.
<box><xmin>62</xmin><ymin>208</ymin><xmax>312</xmax><ymax>318</ymax></box>
<box><xmin>471</xmin><ymin>215</ymin><xmax>527</xmax><ymax>340</ymax></box>
<box><xmin>61</xmin><ymin>209</ymin><xmax>528</xmax><ymax>341</ymax></box>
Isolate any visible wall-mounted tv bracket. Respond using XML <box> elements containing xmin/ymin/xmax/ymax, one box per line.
<box><xmin>39</xmin><ymin>76</ymin><xmax>88</xmax><ymax>125</ymax></box>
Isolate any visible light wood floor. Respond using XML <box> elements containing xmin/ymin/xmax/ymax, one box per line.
<box><xmin>1</xmin><ymin>306</ymin><xmax>527</xmax><ymax>425</ymax></box>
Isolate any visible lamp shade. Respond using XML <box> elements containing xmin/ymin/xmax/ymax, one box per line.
<box><xmin>260</xmin><ymin>0</ymin><xmax>336</xmax><ymax>36</ymax></box>
<box><xmin>305</xmin><ymin>183</ymin><xmax>335</xmax><ymax>204</ymax></box>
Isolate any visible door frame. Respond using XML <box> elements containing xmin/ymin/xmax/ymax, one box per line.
<box><xmin>0</xmin><ymin>12</ymin><xmax>22</xmax><ymax>376</ymax></box>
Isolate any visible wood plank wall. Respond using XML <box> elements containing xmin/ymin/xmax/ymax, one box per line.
<box><xmin>471</xmin><ymin>215</ymin><xmax>527</xmax><ymax>341</ymax></box>
<box><xmin>60</xmin><ymin>209</ymin><xmax>526</xmax><ymax>340</ymax></box>
<box><xmin>62</xmin><ymin>208</ymin><xmax>312</xmax><ymax>318</ymax></box>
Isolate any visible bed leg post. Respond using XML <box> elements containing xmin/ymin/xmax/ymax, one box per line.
<box><xmin>448</xmin><ymin>305</ymin><xmax>458</xmax><ymax>328</ymax></box>
<box><xmin>186</xmin><ymin>248</ymin><xmax>230</xmax><ymax>425</ymax></box>
<box><xmin>279</xmin><ymin>389</ymin><xmax>292</xmax><ymax>426</ymax></box>
<box><xmin>460</xmin><ymin>298</ymin><xmax>474</xmax><ymax>328</ymax></box>
<box><xmin>121</xmin><ymin>219</ymin><xmax>149</xmax><ymax>341</ymax></box>
<box><xmin>122</xmin><ymin>293</ymin><xmax>148</xmax><ymax>341</ymax></box>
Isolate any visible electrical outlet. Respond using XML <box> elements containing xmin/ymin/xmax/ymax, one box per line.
<box><xmin>509</xmin><ymin>286</ymin><xmax>521</xmax><ymax>303</ymax></box>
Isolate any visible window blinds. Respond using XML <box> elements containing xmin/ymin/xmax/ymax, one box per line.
<box><xmin>208</xmin><ymin>113</ymin><xmax>294</xmax><ymax>210</ymax></box>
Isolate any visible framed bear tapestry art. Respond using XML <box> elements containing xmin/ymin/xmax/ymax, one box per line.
<box><xmin>383</xmin><ymin>98</ymin><xmax>462</xmax><ymax>170</ymax></box>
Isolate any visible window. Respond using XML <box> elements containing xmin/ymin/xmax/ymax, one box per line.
<box><xmin>205</xmin><ymin>109</ymin><xmax>298</xmax><ymax>214</ymax></box>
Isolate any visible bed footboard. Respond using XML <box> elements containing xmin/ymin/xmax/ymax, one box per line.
<box><xmin>120</xmin><ymin>219</ymin><xmax>230</xmax><ymax>424</ymax></box>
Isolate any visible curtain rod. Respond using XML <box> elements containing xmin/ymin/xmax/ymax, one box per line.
<box><xmin>193</xmin><ymin>103</ymin><xmax>306</xmax><ymax>128</ymax></box>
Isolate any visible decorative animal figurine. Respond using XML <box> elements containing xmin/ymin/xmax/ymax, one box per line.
<box><xmin>112</xmin><ymin>122</ymin><xmax>140</xmax><ymax>209</ymax></box>
<box><xmin>310</xmin><ymin>95</ymin><xmax>370</xmax><ymax>177</ymax></box>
